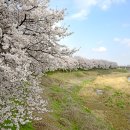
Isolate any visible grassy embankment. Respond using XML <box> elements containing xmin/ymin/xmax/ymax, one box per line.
<box><xmin>33</xmin><ymin>68</ymin><xmax>130</xmax><ymax>130</ymax></box>
<box><xmin>2</xmin><ymin>68</ymin><xmax>130</xmax><ymax>130</ymax></box>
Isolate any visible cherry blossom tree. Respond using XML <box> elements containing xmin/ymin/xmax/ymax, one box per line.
<box><xmin>74</xmin><ymin>56</ymin><xmax>118</xmax><ymax>70</ymax></box>
<box><xmin>0</xmin><ymin>0</ymin><xmax>74</xmax><ymax>129</ymax></box>
<box><xmin>0</xmin><ymin>0</ymin><xmax>118</xmax><ymax>129</ymax></box>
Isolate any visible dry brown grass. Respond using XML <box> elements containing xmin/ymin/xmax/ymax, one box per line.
<box><xmin>94</xmin><ymin>74</ymin><xmax>130</xmax><ymax>91</ymax></box>
<box><xmin>79</xmin><ymin>71</ymin><xmax>130</xmax><ymax>130</ymax></box>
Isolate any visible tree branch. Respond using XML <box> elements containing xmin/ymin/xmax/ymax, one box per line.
<box><xmin>24</xmin><ymin>6</ymin><xmax>38</xmax><ymax>12</ymax></box>
<box><xmin>16</xmin><ymin>14</ymin><xmax>27</xmax><ymax>28</ymax></box>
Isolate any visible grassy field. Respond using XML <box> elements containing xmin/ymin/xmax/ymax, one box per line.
<box><xmin>33</xmin><ymin>68</ymin><xmax>130</xmax><ymax>130</ymax></box>
<box><xmin>2</xmin><ymin>68</ymin><xmax>130</xmax><ymax>130</ymax></box>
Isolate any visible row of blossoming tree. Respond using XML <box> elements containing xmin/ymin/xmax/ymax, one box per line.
<box><xmin>42</xmin><ymin>56</ymin><xmax>117</xmax><ymax>72</ymax></box>
<box><xmin>0</xmin><ymin>0</ymin><xmax>117</xmax><ymax>130</ymax></box>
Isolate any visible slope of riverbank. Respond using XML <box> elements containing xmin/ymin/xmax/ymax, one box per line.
<box><xmin>33</xmin><ymin>68</ymin><xmax>130</xmax><ymax>130</ymax></box>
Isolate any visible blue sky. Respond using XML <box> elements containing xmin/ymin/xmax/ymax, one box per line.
<box><xmin>50</xmin><ymin>0</ymin><xmax>130</xmax><ymax>65</ymax></box>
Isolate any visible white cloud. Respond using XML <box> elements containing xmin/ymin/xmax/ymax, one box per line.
<box><xmin>114</xmin><ymin>37</ymin><xmax>130</xmax><ymax>46</ymax></box>
<box><xmin>70</xmin><ymin>9</ymin><xmax>89</xmax><ymax>20</ymax></box>
<box><xmin>74</xmin><ymin>0</ymin><xmax>126</xmax><ymax>9</ymax></box>
<box><xmin>92</xmin><ymin>46</ymin><xmax>107</xmax><ymax>52</ymax></box>
<box><xmin>99</xmin><ymin>0</ymin><xmax>126</xmax><ymax>11</ymax></box>
<box><xmin>74</xmin><ymin>0</ymin><xmax>98</xmax><ymax>8</ymax></box>
<box><xmin>71</xmin><ymin>0</ymin><xmax>126</xmax><ymax>20</ymax></box>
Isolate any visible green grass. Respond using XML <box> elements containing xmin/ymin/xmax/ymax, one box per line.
<box><xmin>41</xmin><ymin>69</ymin><xmax>130</xmax><ymax>130</ymax></box>
<box><xmin>20</xmin><ymin>122</ymin><xmax>34</xmax><ymax>130</ymax></box>
<box><xmin>105</xmin><ymin>90</ymin><xmax>127</xmax><ymax>108</ymax></box>
<box><xmin>0</xmin><ymin>121</ymin><xmax>34</xmax><ymax>130</ymax></box>
<box><xmin>41</xmin><ymin>70</ymin><xmax>114</xmax><ymax>130</ymax></box>
<box><xmin>114</xmin><ymin>68</ymin><xmax>128</xmax><ymax>73</ymax></box>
